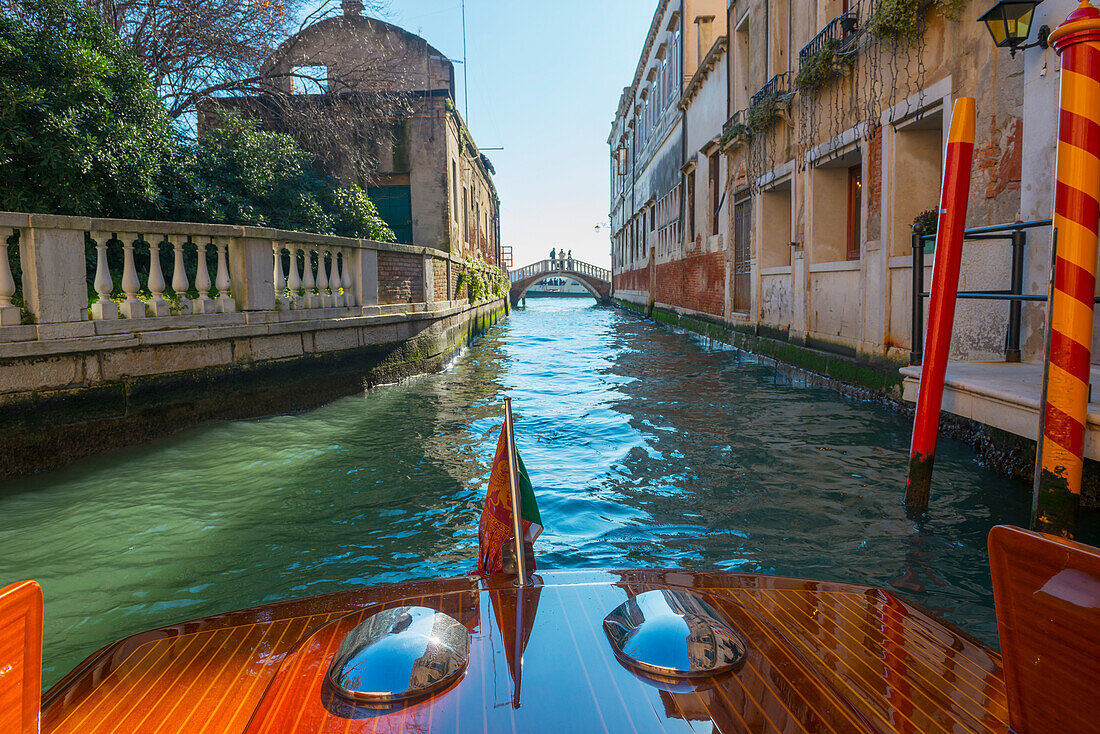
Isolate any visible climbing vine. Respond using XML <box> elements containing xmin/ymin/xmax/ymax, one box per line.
<box><xmin>794</xmin><ymin>38</ymin><xmax>856</xmax><ymax>94</ymax></box>
<box><xmin>457</xmin><ymin>255</ymin><xmax>508</xmax><ymax>303</ymax></box>
<box><xmin>870</xmin><ymin>0</ymin><xmax>969</xmax><ymax>43</ymax></box>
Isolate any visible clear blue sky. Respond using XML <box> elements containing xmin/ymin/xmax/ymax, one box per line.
<box><xmin>377</xmin><ymin>0</ymin><xmax>655</xmax><ymax>268</ymax></box>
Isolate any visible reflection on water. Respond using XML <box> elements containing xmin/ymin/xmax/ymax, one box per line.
<box><xmin>1</xmin><ymin>298</ymin><xmax>1096</xmax><ymax>686</ymax></box>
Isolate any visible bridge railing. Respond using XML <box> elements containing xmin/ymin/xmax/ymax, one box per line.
<box><xmin>0</xmin><ymin>212</ymin><xmax>500</xmax><ymax>342</ymax></box>
<box><xmin>509</xmin><ymin>258</ymin><xmax>611</xmax><ymax>284</ymax></box>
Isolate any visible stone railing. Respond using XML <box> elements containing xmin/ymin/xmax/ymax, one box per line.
<box><xmin>509</xmin><ymin>259</ymin><xmax>611</xmax><ymax>284</ymax></box>
<box><xmin>0</xmin><ymin>212</ymin><xmax>499</xmax><ymax>343</ymax></box>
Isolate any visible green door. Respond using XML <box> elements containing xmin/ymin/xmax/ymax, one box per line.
<box><xmin>368</xmin><ymin>186</ymin><xmax>413</xmax><ymax>244</ymax></box>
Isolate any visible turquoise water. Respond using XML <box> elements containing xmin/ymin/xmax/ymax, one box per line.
<box><xmin>1</xmin><ymin>298</ymin><xmax>1096</xmax><ymax>687</ymax></box>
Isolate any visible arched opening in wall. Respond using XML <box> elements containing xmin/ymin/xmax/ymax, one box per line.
<box><xmin>521</xmin><ymin>275</ymin><xmax>601</xmax><ymax>302</ymax></box>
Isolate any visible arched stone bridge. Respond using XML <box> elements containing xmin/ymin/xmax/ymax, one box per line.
<box><xmin>508</xmin><ymin>259</ymin><xmax>612</xmax><ymax>306</ymax></box>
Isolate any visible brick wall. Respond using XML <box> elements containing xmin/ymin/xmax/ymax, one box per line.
<box><xmin>654</xmin><ymin>251</ymin><xmax>726</xmax><ymax>318</ymax></box>
<box><xmin>433</xmin><ymin>257</ymin><xmax>449</xmax><ymax>302</ymax></box>
<box><xmin>614</xmin><ymin>265</ymin><xmax>649</xmax><ymax>293</ymax></box>
<box><xmin>378</xmin><ymin>251</ymin><xmax>424</xmax><ymax>304</ymax></box>
<box><xmin>866</xmin><ymin>126</ymin><xmax>883</xmax><ymax>236</ymax></box>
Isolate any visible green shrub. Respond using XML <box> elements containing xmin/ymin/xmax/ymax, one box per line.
<box><xmin>913</xmin><ymin>208</ymin><xmax>938</xmax><ymax>234</ymax></box>
<box><xmin>330</xmin><ymin>185</ymin><xmax>396</xmax><ymax>241</ymax></box>
<box><xmin>0</xmin><ymin>0</ymin><xmax>173</xmax><ymax>218</ymax></box>
<box><xmin>0</xmin><ymin>0</ymin><xmax>396</xmax><ymax>279</ymax></box>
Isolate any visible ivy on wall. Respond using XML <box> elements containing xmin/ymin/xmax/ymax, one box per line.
<box><xmin>457</xmin><ymin>255</ymin><xmax>509</xmax><ymax>303</ymax></box>
<box><xmin>794</xmin><ymin>38</ymin><xmax>856</xmax><ymax>94</ymax></box>
<box><xmin>870</xmin><ymin>0</ymin><xmax>969</xmax><ymax>44</ymax></box>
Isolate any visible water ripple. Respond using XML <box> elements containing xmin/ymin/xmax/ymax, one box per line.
<box><xmin>2</xmin><ymin>298</ymin><xmax>1099</xmax><ymax>686</ymax></box>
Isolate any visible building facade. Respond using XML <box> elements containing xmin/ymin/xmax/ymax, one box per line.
<box><xmin>207</xmin><ymin>0</ymin><xmax>501</xmax><ymax>263</ymax></box>
<box><xmin>612</xmin><ymin>0</ymin><xmax>1094</xmax><ymax>466</ymax></box>
<box><xmin>609</xmin><ymin>0</ymin><xmax>730</xmax><ymax>313</ymax></box>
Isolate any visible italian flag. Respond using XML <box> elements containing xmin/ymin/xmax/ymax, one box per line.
<box><xmin>476</xmin><ymin>423</ymin><xmax>542</xmax><ymax>575</ymax></box>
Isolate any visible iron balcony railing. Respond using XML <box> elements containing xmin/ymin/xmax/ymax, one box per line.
<box><xmin>798</xmin><ymin>7</ymin><xmax>860</xmax><ymax>69</ymax></box>
<box><xmin>909</xmin><ymin>219</ymin><xmax>1072</xmax><ymax>366</ymax></box>
<box><xmin>750</xmin><ymin>72</ymin><xmax>792</xmax><ymax>108</ymax></box>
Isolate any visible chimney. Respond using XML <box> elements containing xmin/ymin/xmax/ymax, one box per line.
<box><xmin>342</xmin><ymin>0</ymin><xmax>363</xmax><ymax>17</ymax></box>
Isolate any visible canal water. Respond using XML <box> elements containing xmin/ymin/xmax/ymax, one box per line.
<box><xmin>2</xmin><ymin>298</ymin><xmax>1097</xmax><ymax>686</ymax></box>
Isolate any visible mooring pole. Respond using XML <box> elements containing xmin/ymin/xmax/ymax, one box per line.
<box><xmin>1032</xmin><ymin>2</ymin><xmax>1100</xmax><ymax>538</ymax></box>
<box><xmin>904</xmin><ymin>97</ymin><xmax>976</xmax><ymax>510</ymax></box>
<box><xmin>504</xmin><ymin>398</ymin><xmax>529</xmax><ymax>586</ymax></box>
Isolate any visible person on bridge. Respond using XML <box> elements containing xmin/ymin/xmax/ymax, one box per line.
<box><xmin>550</xmin><ymin>248</ymin><xmax>556</xmax><ymax>262</ymax></box>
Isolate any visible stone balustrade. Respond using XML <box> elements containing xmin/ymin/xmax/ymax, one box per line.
<box><xmin>508</xmin><ymin>258</ymin><xmax>611</xmax><ymax>284</ymax></box>
<box><xmin>0</xmin><ymin>212</ymin><xmax>498</xmax><ymax>344</ymax></box>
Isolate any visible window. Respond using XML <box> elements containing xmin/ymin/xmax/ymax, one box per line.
<box><xmin>291</xmin><ymin>66</ymin><xmax>327</xmax><ymax>94</ymax></box>
<box><xmin>463</xmin><ymin>188</ymin><xmax>469</xmax><ymax>243</ymax></box>
<box><xmin>733</xmin><ymin>196</ymin><xmax>752</xmax><ymax>312</ymax></box>
<box><xmin>686</xmin><ymin>170</ymin><xmax>696</xmax><ymax>243</ymax></box>
<box><xmin>452</xmin><ymin>161</ymin><xmax>459</xmax><ymax>219</ymax></box>
<box><xmin>846</xmin><ymin>164</ymin><xmax>862</xmax><ymax>260</ymax></box>
<box><xmin>761</xmin><ymin>180</ymin><xmax>793</xmax><ymax>268</ymax></box>
<box><xmin>709</xmin><ymin>151</ymin><xmax>721</xmax><ymax>236</ymax></box>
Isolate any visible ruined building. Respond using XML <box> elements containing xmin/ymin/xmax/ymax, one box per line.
<box><xmin>206</xmin><ymin>0</ymin><xmax>500</xmax><ymax>262</ymax></box>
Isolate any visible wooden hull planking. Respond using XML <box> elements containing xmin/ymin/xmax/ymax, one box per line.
<box><xmin>41</xmin><ymin>570</ymin><xmax>1009</xmax><ymax>733</ymax></box>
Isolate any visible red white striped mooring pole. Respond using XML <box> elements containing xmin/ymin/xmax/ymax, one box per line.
<box><xmin>1033</xmin><ymin>2</ymin><xmax>1100</xmax><ymax>538</ymax></box>
<box><xmin>904</xmin><ymin>97</ymin><xmax>976</xmax><ymax>510</ymax></box>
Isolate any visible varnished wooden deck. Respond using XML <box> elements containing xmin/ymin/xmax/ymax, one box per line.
<box><xmin>41</xmin><ymin>571</ymin><xmax>1008</xmax><ymax>733</ymax></box>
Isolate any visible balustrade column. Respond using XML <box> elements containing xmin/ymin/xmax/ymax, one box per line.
<box><xmin>330</xmin><ymin>249</ymin><xmax>344</xmax><ymax>308</ymax></box>
<box><xmin>272</xmin><ymin>242</ymin><xmax>290</xmax><ymax>310</ymax></box>
<box><xmin>340</xmin><ymin>248</ymin><xmax>353</xmax><ymax>307</ymax></box>
<box><xmin>0</xmin><ymin>229</ymin><xmax>20</xmax><ymax>326</ymax></box>
<box><xmin>215</xmin><ymin>239</ymin><xmax>236</xmax><ymax>313</ymax></box>
<box><xmin>193</xmin><ymin>239</ymin><xmax>216</xmax><ymax>314</ymax></box>
<box><xmin>317</xmin><ymin>249</ymin><xmax>332</xmax><ymax>308</ymax></box>
<box><xmin>287</xmin><ymin>244</ymin><xmax>302</xmax><ymax>308</ymax></box>
<box><xmin>303</xmin><ymin>248</ymin><xmax>319</xmax><ymax>308</ymax></box>
<box><xmin>119</xmin><ymin>235</ymin><xmax>145</xmax><ymax>319</ymax></box>
<box><xmin>146</xmin><ymin>236</ymin><xmax>169</xmax><ymax>316</ymax></box>
<box><xmin>90</xmin><ymin>233</ymin><xmax>117</xmax><ymax>320</ymax></box>
<box><xmin>172</xmin><ymin>237</ymin><xmax>191</xmax><ymax>313</ymax></box>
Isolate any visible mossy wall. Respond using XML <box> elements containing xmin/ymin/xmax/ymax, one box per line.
<box><xmin>0</xmin><ymin>299</ymin><xmax>508</xmax><ymax>481</ymax></box>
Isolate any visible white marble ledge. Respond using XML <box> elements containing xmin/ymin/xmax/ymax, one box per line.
<box><xmin>900</xmin><ymin>360</ymin><xmax>1100</xmax><ymax>459</ymax></box>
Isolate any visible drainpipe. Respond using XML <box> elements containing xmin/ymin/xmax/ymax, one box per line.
<box><xmin>680</xmin><ymin>1</ymin><xmax>687</xmax><ymax>263</ymax></box>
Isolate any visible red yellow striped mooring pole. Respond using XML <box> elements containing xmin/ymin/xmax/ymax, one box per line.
<box><xmin>904</xmin><ymin>97</ymin><xmax>976</xmax><ymax>510</ymax></box>
<box><xmin>1033</xmin><ymin>2</ymin><xmax>1100</xmax><ymax>538</ymax></box>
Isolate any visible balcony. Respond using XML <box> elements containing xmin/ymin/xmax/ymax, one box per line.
<box><xmin>798</xmin><ymin>8</ymin><xmax>860</xmax><ymax>70</ymax></box>
<box><xmin>722</xmin><ymin>109</ymin><xmax>746</xmax><ymax>138</ymax></box>
<box><xmin>750</xmin><ymin>72</ymin><xmax>793</xmax><ymax>108</ymax></box>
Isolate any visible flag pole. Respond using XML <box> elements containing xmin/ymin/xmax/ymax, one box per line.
<box><xmin>504</xmin><ymin>398</ymin><xmax>529</xmax><ymax>587</ymax></box>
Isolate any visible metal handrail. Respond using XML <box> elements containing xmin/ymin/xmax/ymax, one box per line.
<box><xmin>798</xmin><ymin>8</ymin><xmax>859</xmax><ymax>68</ymax></box>
<box><xmin>910</xmin><ymin>219</ymin><xmax>1058</xmax><ymax>365</ymax></box>
<box><xmin>750</xmin><ymin>72</ymin><xmax>792</xmax><ymax>108</ymax></box>
<box><xmin>508</xmin><ymin>259</ymin><xmax>612</xmax><ymax>284</ymax></box>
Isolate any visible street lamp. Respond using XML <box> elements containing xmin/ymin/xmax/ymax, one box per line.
<box><xmin>979</xmin><ymin>1</ymin><xmax>1050</xmax><ymax>57</ymax></box>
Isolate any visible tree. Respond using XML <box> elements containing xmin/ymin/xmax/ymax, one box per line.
<box><xmin>0</xmin><ymin>0</ymin><xmax>173</xmax><ymax>217</ymax></box>
<box><xmin>167</xmin><ymin>112</ymin><xmax>394</xmax><ymax>241</ymax></box>
<box><xmin>87</xmin><ymin>0</ymin><xmax>387</xmax><ymax>124</ymax></box>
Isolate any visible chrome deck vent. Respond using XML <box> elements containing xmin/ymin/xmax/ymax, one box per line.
<box><xmin>603</xmin><ymin>589</ymin><xmax>746</xmax><ymax>678</ymax></box>
<box><xmin>327</xmin><ymin>606</ymin><xmax>469</xmax><ymax>704</ymax></box>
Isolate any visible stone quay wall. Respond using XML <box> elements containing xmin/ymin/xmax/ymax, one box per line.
<box><xmin>0</xmin><ymin>212</ymin><xmax>507</xmax><ymax>480</ymax></box>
